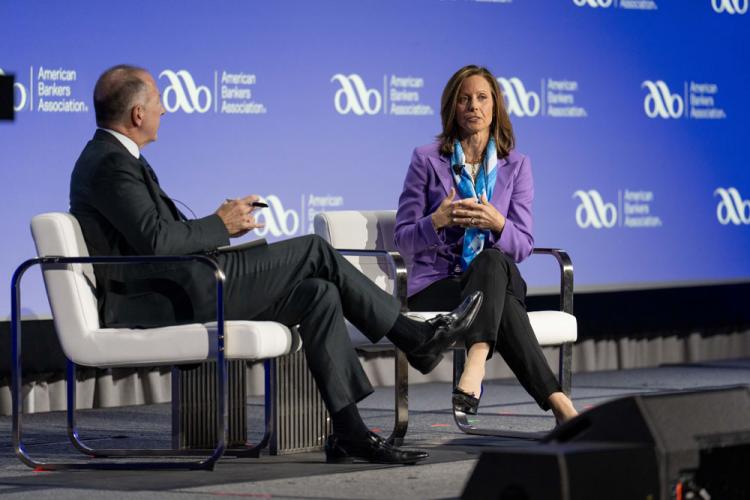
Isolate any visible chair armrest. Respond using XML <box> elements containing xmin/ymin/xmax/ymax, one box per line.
<box><xmin>531</xmin><ymin>248</ymin><xmax>574</xmax><ymax>314</ymax></box>
<box><xmin>11</xmin><ymin>254</ymin><xmax>227</xmax><ymax>357</ymax></box>
<box><xmin>16</xmin><ymin>254</ymin><xmax>224</xmax><ymax>274</ymax></box>
<box><xmin>334</xmin><ymin>249</ymin><xmax>408</xmax><ymax>312</ymax></box>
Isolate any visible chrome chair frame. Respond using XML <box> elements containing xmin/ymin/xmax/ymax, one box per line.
<box><xmin>337</xmin><ymin>247</ymin><xmax>574</xmax><ymax>443</ymax></box>
<box><xmin>451</xmin><ymin>248</ymin><xmax>574</xmax><ymax>439</ymax></box>
<box><xmin>11</xmin><ymin>254</ymin><xmax>229</xmax><ymax>470</ymax></box>
<box><xmin>336</xmin><ymin>249</ymin><xmax>410</xmax><ymax>445</ymax></box>
<box><xmin>65</xmin><ymin>359</ymin><xmax>273</xmax><ymax>460</ymax></box>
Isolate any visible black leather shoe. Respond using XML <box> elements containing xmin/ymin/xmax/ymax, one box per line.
<box><xmin>324</xmin><ymin>431</ymin><xmax>428</xmax><ymax>465</ymax></box>
<box><xmin>452</xmin><ymin>387</ymin><xmax>481</xmax><ymax>415</ymax></box>
<box><xmin>406</xmin><ymin>291</ymin><xmax>484</xmax><ymax>374</ymax></box>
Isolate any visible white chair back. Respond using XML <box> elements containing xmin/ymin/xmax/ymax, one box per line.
<box><xmin>30</xmin><ymin>213</ymin><xmax>101</xmax><ymax>356</ymax></box>
<box><xmin>313</xmin><ymin>210</ymin><xmax>401</xmax><ymax>294</ymax></box>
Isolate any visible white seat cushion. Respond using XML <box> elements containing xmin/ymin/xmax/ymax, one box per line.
<box><xmin>79</xmin><ymin>324</ymin><xmax>212</xmax><ymax>368</ymax></box>
<box><xmin>347</xmin><ymin>311</ymin><xmax>577</xmax><ymax>351</ymax></box>
<box><xmin>73</xmin><ymin>321</ymin><xmax>299</xmax><ymax>368</ymax></box>
<box><xmin>210</xmin><ymin>321</ymin><xmax>301</xmax><ymax>360</ymax></box>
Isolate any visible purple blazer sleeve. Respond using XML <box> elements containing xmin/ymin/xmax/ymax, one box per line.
<box><xmin>491</xmin><ymin>154</ymin><xmax>534</xmax><ymax>263</ymax></box>
<box><xmin>394</xmin><ymin>148</ymin><xmax>444</xmax><ymax>255</ymax></box>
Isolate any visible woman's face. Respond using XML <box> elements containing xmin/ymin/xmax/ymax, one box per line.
<box><xmin>455</xmin><ymin>75</ymin><xmax>494</xmax><ymax>137</ymax></box>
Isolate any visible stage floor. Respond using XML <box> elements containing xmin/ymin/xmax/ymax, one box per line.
<box><xmin>2</xmin><ymin>359</ymin><xmax>749</xmax><ymax>499</ymax></box>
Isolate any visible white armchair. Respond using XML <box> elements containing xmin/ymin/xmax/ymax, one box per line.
<box><xmin>314</xmin><ymin>210</ymin><xmax>577</xmax><ymax>441</ymax></box>
<box><xmin>10</xmin><ymin>213</ymin><xmax>300</xmax><ymax>470</ymax></box>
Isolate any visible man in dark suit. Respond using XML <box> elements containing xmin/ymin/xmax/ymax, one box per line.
<box><xmin>70</xmin><ymin>64</ymin><xmax>482</xmax><ymax>464</ymax></box>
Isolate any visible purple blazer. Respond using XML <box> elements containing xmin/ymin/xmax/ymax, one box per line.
<box><xmin>394</xmin><ymin>142</ymin><xmax>534</xmax><ymax>297</ymax></box>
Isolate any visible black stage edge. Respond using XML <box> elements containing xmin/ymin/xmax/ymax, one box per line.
<box><xmin>0</xmin><ymin>318</ymin><xmax>66</xmax><ymax>375</ymax></box>
<box><xmin>527</xmin><ymin>281</ymin><xmax>750</xmax><ymax>340</ymax></box>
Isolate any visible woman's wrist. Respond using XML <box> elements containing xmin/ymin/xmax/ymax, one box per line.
<box><xmin>492</xmin><ymin>215</ymin><xmax>506</xmax><ymax>234</ymax></box>
<box><xmin>431</xmin><ymin>212</ymin><xmax>442</xmax><ymax>230</ymax></box>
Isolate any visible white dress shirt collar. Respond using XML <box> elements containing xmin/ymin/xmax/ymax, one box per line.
<box><xmin>100</xmin><ymin>128</ymin><xmax>140</xmax><ymax>159</ymax></box>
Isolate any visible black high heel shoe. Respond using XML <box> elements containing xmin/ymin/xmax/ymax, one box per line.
<box><xmin>452</xmin><ymin>386</ymin><xmax>482</xmax><ymax>415</ymax></box>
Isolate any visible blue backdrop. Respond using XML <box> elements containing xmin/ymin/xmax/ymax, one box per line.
<box><xmin>1</xmin><ymin>0</ymin><xmax>749</xmax><ymax>317</ymax></box>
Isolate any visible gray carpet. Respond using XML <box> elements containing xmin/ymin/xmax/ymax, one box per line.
<box><xmin>2</xmin><ymin>360</ymin><xmax>750</xmax><ymax>499</ymax></box>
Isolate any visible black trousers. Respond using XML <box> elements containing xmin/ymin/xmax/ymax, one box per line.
<box><xmin>209</xmin><ymin>234</ymin><xmax>400</xmax><ymax>414</ymax></box>
<box><xmin>408</xmin><ymin>249</ymin><xmax>560</xmax><ymax>410</ymax></box>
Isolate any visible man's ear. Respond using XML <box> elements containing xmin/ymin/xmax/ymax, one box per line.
<box><xmin>130</xmin><ymin>104</ymin><xmax>143</xmax><ymax>127</ymax></box>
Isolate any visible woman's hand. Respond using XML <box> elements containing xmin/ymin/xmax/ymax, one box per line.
<box><xmin>452</xmin><ymin>193</ymin><xmax>506</xmax><ymax>233</ymax></box>
<box><xmin>431</xmin><ymin>187</ymin><xmax>456</xmax><ymax>230</ymax></box>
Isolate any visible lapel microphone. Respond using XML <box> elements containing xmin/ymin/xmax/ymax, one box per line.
<box><xmin>452</xmin><ymin>164</ymin><xmax>463</xmax><ymax>176</ymax></box>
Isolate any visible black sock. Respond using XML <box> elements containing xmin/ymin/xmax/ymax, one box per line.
<box><xmin>331</xmin><ymin>403</ymin><xmax>370</xmax><ymax>439</ymax></box>
<box><xmin>386</xmin><ymin>314</ymin><xmax>432</xmax><ymax>353</ymax></box>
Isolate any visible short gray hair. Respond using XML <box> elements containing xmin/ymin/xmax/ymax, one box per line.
<box><xmin>93</xmin><ymin>64</ymin><xmax>149</xmax><ymax>127</ymax></box>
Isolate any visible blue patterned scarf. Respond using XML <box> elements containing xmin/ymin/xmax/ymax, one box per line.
<box><xmin>451</xmin><ymin>137</ymin><xmax>498</xmax><ymax>271</ymax></box>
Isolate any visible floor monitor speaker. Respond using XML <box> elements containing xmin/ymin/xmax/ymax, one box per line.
<box><xmin>462</xmin><ymin>386</ymin><xmax>750</xmax><ymax>500</ymax></box>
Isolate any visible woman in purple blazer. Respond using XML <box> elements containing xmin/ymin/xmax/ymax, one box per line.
<box><xmin>394</xmin><ymin>65</ymin><xmax>577</xmax><ymax>422</ymax></box>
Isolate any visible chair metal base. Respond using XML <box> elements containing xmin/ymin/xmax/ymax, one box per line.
<box><xmin>452</xmin><ymin>410</ymin><xmax>547</xmax><ymax>440</ymax></box>
<box><xmin>11</xmin><ymin>255</ymin><xmax>229</xmax><ymax>471</ymax></box>
<box><xmin>64</xmin><ymin>361</ymin><xmax>266</xmax><ymax>464</ymax></box>
<box><xmin>385</xmin><ymin>247</ymin><xmax>575</xmax><ymax>443</ymax></box>
<box><xmin>451</xmin><ymin>349</ymin><xmax>567</xmax><ymax>440</ymax></box>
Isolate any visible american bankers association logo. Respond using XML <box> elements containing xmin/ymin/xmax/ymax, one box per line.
<box><xmin>573</xmin><ymin>190</ymin><xmax>617</xmax><ymax>229</ymax></box>
<box><xmin>643</xmin><ymin>79</ymin><xmax>726</xmax><ymax>120</ymax></box>
<box><xmin>253</xmin><ymin>193</ymin><xmax>346</xmax><ymax>238</ymax></box>
<box><xmin>253</xmin><ymin>195</ymin><xmax>301</xmax><ymax>238</ymax></box>
<box><xmin>497</xmin><ymin>77</ymin><xmax>540</xmax><ymax>117</ymax></box>
<box><xmin>573</xmin><ymin>0</ymin><xmax>657</xmax><ymax>9</ymax></box>
<box><xmin>331</xmin><ymin>74</ymin><xmax>382</xmax><ymax>115</ymax></box>
<box><xmin>712</xmin><ymin>0</ymin><xmax>748</xmax><ymax>14</ymax></box>
<box><xmin>0</xmin><ymin>68</ymin><xmax>27</xmax><ymax>112</ymax></box>
<box><xmin>715</xmin><ymin>188</ymin><xmax>750</xmax><ymax>225</ymax></box>
<box><xmin>575</xmin><ymin>189</ymin><xmax>662</xmax><ymax>228</ymax></box>
<box><xmin>573</xmin><ymin>0</ymin><xmax>613</xmax><ymax>7</ymax></box>
<box><xmin>159</xmin><ymin>69</ymin><xmax>212</xmax><ymax>114</ymax></box>
<box><xmin>331</xmin><ymin>73</ymin><xmax>433</xmax><ymax>116</ymax></box>
<box><xmin>642</xmin><ymin>80</ymin><xmax>683</xmax><ymax>119</ymax></box>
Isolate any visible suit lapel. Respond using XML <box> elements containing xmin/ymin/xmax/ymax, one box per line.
<box><xmin>490</xmin><ymin>156</ymin><xmax>513</xmax><ymax>205</ymax></box>
<box><xmin>146</xmin><ymin>169</ymin><xmax>184</xmax><ymax>221</ymax></box>
<box><xmin>428</xmin><ymin>155</ymin><xmax>454</xmax><ymax>196</ymax></box>
<box><xmin>139</xmin><ymin>155</ymin><xmax>184</xmax><ymax>222</ymax></box>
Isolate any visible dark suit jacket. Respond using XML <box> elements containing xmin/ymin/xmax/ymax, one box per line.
<box><xmin>70</xmin><ymin>129</ymin><xmax>230</xmax><ymax>327</ymax></box>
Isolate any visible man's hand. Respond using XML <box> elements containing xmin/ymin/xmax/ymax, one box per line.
<box><xmin>452</xmin><ymin>193</ymin><xmax>506</xmax><ymax>233</ymax></box>
<box><xmin>215</xmin><ymin>195</ymin><xmax>265</xmax><ymax>237</ymax></box>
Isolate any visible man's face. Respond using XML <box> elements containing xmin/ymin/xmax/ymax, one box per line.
<box><xmin>138</xmin><ymin>72</ymin><xmax>165</xmax><ymax>146</ymax></box>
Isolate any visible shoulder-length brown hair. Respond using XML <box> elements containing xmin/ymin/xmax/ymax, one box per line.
<box><xmin>437</xmin><ymin>65</ymin><xmax>515</xmax><ymax>159</ymax></box>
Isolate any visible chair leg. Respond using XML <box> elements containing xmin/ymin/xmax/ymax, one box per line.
<box><xmin>66</xmin><ymin>360</ymin><xmax>98</xmax><ymax>456</ymax></box>
<box><xmin>64</xmin><ymin>360</ymin><xmax>230</xmax><ymax>460</ymax></box>
<box><xmin>451</xmin><ymin>349</ymin><xmax>545</xmax><ymax>440</ymax></box>
<box><xmin>559</xmin><ymin>342</ymin><xmax>573</xmax><ymax>396</ymax></box>
<box><xmin>386</xmin><ymin>349</ymin><xmax>409</xmax><ymax>446</ymax></box>
<box><xmin>10</xmin><ymin>304</ymin><xmax>223</xmax><ymax>469</ymax></box>
<box><xmin>225</xmin><ymin>359</ymin><xmax>274</xmax><ymax>458</ymax></box>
